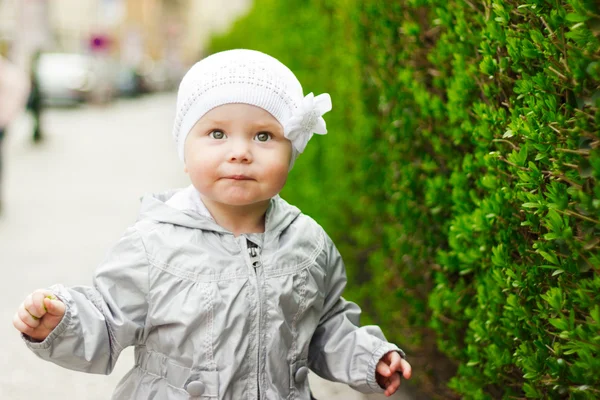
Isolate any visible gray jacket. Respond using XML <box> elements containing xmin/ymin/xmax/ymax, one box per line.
<box><xmin>25</xmin><ymin>188</ymin><xmax>403</xmax><ymax>399</ymax></box>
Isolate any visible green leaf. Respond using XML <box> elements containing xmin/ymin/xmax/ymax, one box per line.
<box><xmin>503</xmin><ymin>129</ymin><xmax>514</xmax><ymax>138</ymax></box>
<box><xmin>538</xmin><ymin>251</ymin><xmax>559</xmax><ymax>265</ymax></box>
<box><xmin>544</xmin><ymin>233</ymin><xmax>561</xmax><ymax>240</ymax></box>
<box><xmin>549</xmin><ymin>318</ymin><xmax>568</xmax><ymax>330</ymax></box>
<box><xmin>565</xmin><ymin>13</ymin><xmax>589</xmax><ymax>22</ymax></box>
<box><xmin>591</xmin><ymin>305</ymin><xmax>600</xmax><ymax>324</ymax></box>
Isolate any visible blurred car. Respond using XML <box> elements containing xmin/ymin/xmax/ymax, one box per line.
<box><xmin>141</xmin><ymin>60</ymin><xmax>170</xmax><ymax>92</ymax></box>
<box><xmin>115</xmin><ymin>59</ymin><xmax>181</xmax><ymax>98</ymax></box>
<box><xmin>115</xmin><ymin>65</ymin><xmax>147</xmax><ymax>97</ymax></box>
<box><xmin>87</xmin><ymin>55</ymin><xmax>118</xmax><ymax>104</ymax></box>
<box><xmin>36</xmin><ymin>53</ymin><xmax>116</xmax><ymax>106</ymax></box>
<box><xmin>137</xmin><ymin>58</ymin><xmax>183</xmax><ymax>93</ymax></box>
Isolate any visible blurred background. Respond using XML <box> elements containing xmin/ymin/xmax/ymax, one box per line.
<box><xmin>0</xmin><ymin>0</ymin><xmax>251</xmax><ymax>104</ymax></box>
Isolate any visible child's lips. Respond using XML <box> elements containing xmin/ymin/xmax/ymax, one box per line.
<box><xmin>224</xmin><ymin>175</ymin><xmax>253</xmax><ymax>181</ymax></box>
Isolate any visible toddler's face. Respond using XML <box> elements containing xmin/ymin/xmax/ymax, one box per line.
<box><xmin>184</xmin><ymin>103</ymin><xmax>292</xmax><ymax>207</ymax></box>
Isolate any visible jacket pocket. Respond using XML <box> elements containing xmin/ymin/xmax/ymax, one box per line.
<box><xmin>134</xmin><ymin>348</ymin><xmax>219</xmax><ymax>399</ymax></box>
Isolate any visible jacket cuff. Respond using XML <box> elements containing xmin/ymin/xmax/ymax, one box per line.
<box><xmin>22</xmin><ymin>286</ymin><xmax>72</xmax><ymax>351</ymax></box>
<box><xmin>366</xmin><ymin>342</ymin><xmax>403</xmax><ymax>392</ymax></box>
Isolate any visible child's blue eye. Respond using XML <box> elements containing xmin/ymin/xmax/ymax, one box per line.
<box><xmin>209</xmin><ymin>130</ymin><xmax>226</xmax><ymax>139</ymax></box>
<box><xmin>255</xmin><ymin>132</ymin><xmax>272</xmax><ymax>142</ymax></box>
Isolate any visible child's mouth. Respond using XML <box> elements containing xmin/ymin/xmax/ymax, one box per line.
<box><xmin>225</xmin><ymin>175</ymin><xmax>253</xmax><ymax>181</ymax></box>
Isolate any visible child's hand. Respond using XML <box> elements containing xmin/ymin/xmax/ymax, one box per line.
<box><xmin>13</xmin><ymin>290</ymin><xmax>65</xmax><ymax>342</ymax></box>
<box><xmin>376</xmin><ymin>351</ymin><xmax>412</xmax><ymax>397</ymax></box>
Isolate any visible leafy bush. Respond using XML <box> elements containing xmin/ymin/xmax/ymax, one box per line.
<box><xmin>209</xmin><ymin>0</ymin><xmax>600</xmax><ymax>398</ymax></box>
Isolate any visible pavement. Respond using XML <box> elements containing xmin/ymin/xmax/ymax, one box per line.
<box><xmin>0</xmin><ymin>93</ymin><xmax>411</xmax><ymax>400</ymax></box>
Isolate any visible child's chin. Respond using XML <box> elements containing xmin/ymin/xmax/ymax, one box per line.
<box><xmin>219</xmin><ymin>195</ymin><xmax>268</xmax><ymax>207</ymax></box>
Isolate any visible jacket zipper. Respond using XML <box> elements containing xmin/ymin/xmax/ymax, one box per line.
<box><xmin>247</xmin><ymin>240</ymin><xmax>262</xmax><ymax>399</ymax></box>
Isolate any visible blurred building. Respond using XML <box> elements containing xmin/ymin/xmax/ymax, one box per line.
<box><xmin>0</xmin><ymin>0</ymin><xmax>252</xmax><ymax>72</ymax></box>
<box><xmin>0</xmin><ymin>0</ymin><xmax>51</xmax><ymax>69</ymax></box>
<box><xmin>121</xmin><ymin>0</ymin><xmax>251</xmax><ymax>67</ymax></box>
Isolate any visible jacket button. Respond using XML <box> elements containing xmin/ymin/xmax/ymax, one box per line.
<box><xmin>294</xmin><ymin>366</ymin><xmax>309</xmax><ymax>383</ymax></box>
<box><xmin>186</xmin><ymin>380</ymin><xmax>205</xmax><ymax>396</ymax></box>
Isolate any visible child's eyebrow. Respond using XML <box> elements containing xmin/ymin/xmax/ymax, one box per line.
<box><xmin>201</xmin><ymin>118</ymin><xmax>229</xmax><ymax>126</ymax></box>
<box><xmin>252</xmin><ymin>121</ymin><xmax>282</xmax><ymax>131</ymax></box>
<box><xmin>203</xmin><ymin>119</ymin><xmax>281</xmax><ymax>131</ymax></box>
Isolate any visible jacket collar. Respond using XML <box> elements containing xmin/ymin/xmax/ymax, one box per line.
<box><xmin>138</xmin><ymin>186</ymin><xmax>301</xmax><ymax>238</ymax></box>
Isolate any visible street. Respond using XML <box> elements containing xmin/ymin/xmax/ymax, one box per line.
<box><xmin>0</xmin><ymin>93</ymin><xmax>410</xmax><ymax>400</ymax></box>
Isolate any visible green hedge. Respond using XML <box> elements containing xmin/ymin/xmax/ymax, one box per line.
<box><xmin>209</xmin><ymin>1</ymin><xmax>600</xmax><ymax>398</ymax></box>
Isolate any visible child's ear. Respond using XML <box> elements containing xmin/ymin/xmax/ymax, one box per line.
<box><xmin>183</xmin><ymin>165</ymin><xmax>188</xmax><ymax>173</ymax></box>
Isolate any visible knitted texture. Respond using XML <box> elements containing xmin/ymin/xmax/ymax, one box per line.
<box><xmin>172</xmin><ymin>49</ymin><xmax>331</xmax><ymax>161</ymax></box>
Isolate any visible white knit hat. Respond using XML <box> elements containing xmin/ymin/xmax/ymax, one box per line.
<box><xmin>172</xmin><ymin>49</ymin><xmax>332</xmax><ymax>163</ymax></box>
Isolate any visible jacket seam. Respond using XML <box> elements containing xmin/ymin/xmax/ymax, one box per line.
<box><xmin>135</xmin><ymin>228</ymin><xmax>152</xmax><ymax>342</ymax></box>
<box><xmin>264</xmin><ymin>230</ymin><xmax>325</xmax><ymax>279</ymax></box>
<box><xmin>202</xmin><ymin>282</ymin><xmax>216</xmax><ymax>370</ymax></box>
<box><xmin>147</xmin><ymin>254</ymin><xmax>248</xmax><ymax>282</ymax></box>
<box><xmin>289</xmin><ymin>269</ymin><xmax>308</xmax><ymax>362</ymax></box>
<box><xmin>287</xmin><ymin>268</ymin><xmax>308</xmax><ymax>399</ymax></box>
<box><xmin>145</xmin><ymin>242</ymin><xmax>324</xmax><ymax>282</ymax></box>
<box><xmin>245</xmin><ymin>273</ymin><xmax>257</xmax><ymax>399</ymax></box>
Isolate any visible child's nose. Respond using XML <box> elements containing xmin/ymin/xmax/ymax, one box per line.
<box><xmin>228</xmin><ymin>138</ymin><xmax>252</xmax><ymax>163</ymax></box>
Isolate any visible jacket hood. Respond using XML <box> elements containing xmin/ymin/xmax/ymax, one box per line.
<box><xmin>137</xmin><ymin>186</ymin><xmax>302</xmax><ymax>237</ymax></box>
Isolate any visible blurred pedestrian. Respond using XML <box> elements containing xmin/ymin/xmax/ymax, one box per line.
<box><xmin>27</xmin><ymin>50</ymin><xmax>44</xmax><ymax>143</ymax></box>
<box><xmin>0</xmin><ymin>54</ymin><xmax>30</xmax><ymax>213</ymax></box>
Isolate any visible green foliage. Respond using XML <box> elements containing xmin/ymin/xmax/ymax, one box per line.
<box><xmin>416</xmin><ymin>1</ymin><xmax>600</xmax><ymax>398</ymax></box>
<box><xmin>209</xmin><ymin>0</ymin><xmax>600</xmax><ymax>398</ymax></box>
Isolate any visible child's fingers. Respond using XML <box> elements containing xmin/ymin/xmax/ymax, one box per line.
<box><xmin>385</xmin><ymin>351</ymin><xmax>413</xmax><ymax>379</ymax></box>
<box><xmin>43</xmin><ymin>297</ymin><xmax>65</xmax><ymax>317</ymax></box>
<box><xmin>23</xmin><ymin>294</ymin><xmax>45</xmax><ymax>321</ymax></box>
<box><xmin>400</xmin><ymin>358</ymin><xmax>412</xmax><ymax>379</ymax></box>
<box><xmin>17</xmin><ymin>303</ymin><xmax>41</xmax><ymax>328</ymax></box>
<box><xmin>387</xmin><ymin>351</ymin><xmax>403</xmax><ymax>373</ymax></box>
<box><xmin>12</xmin><ymin>311</ymin><xmax>36</xmax><ymax>335</ymax></box>
<box><xmin>39</xmin><ymin>298</ymin><xmax>65</xmax><ymax>331</ymax></box>
<box><xmin>384</xmin><ymin>372</ymin><xmax>401</xmax><ymax>397</ymax></box>
<box><xmin>13</xmin><ymin>291</ymin><xmax>62</xmax><ymax>342</ymax></box>
<box><xmin>25</xmin><ymin>290</ymin><xmax>52</xmax><ymax>320</ymax></box>
<box><xmin>12</xmin><ymin>311</ymin><xmax>51</xmax><ymax>341</ymax></box>
<box><xmin>376</xmin><ymin>360</ymin><xmax>391</xmax><ymax>377</ymax></box>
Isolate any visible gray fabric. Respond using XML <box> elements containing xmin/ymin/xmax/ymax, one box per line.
<box><xmin>24</xmin><ymin>188</ymin><xmax>402</xmax><ymax>399</ymax></box>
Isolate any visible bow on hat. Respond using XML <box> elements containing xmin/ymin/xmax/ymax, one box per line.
<box><xmin>284</xmin><ymin>93</ymin><xmax>332</xmax><ymax>153</ymax></box>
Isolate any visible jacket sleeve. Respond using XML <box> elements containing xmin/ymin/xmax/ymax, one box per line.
<box><xmin>308</xmin><ymin>232</ymin><xmax>405</xmax><ymax>393</ymax></box>
<box><xmin>22</xmin><ymin>226</ymin><xmax>149</xmax><ymax>375</ymax></box>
